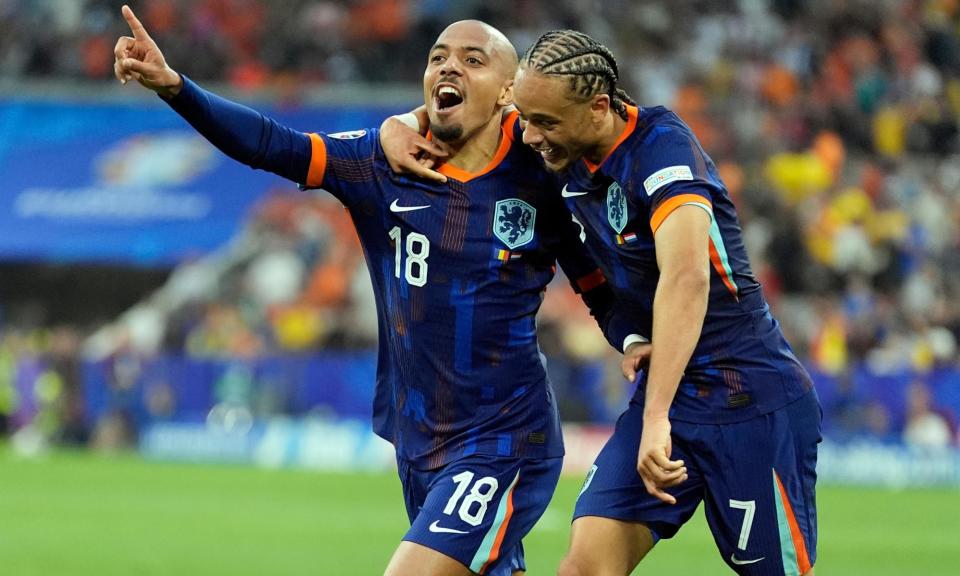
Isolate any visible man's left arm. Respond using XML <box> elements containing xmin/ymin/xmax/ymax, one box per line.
<box><xmin>551</xmin><ymin>208</ymin><xmax>648</xmax><ymax>370</ymax></box>
<box><xmin>635</xmin><ymin>203</ymin><xmax>711</xmax><ymax>503</ymax></box>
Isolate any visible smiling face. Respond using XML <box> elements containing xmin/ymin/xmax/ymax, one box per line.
<box><xmin>513</xmin><ymin>67</ymin><xmax>602</xmax><ymax>172</ymax></box>
<box><xmin>423</xmin><ymin>21</ymin><xmax>517</xmax><ymax>144</ymax></box>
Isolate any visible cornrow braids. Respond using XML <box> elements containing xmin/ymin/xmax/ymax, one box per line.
<box><xmin>521</xmin><ymin>30</ymin><xmax>636</xmax><ymax>121</ymax></box>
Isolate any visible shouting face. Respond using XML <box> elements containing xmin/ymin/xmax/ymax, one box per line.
<box><xmin>423</xmin><ymin>21</ymin><xmax>517</xmax><ymax>144</ymax></box>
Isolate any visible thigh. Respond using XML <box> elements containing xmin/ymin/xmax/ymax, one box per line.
<box><xmin>574</xmin><ymin>402</ymin><xmax>704</xmax><ymax>542</ymax></box>
<box><xmin>561</xmin><ymin>515</ymin><xmax>657</xmax><ymax>575</ymax></box>
<box><xmin>385</xmin><ymin>541</ymin><xmax>474</xmax><ymax>576</ymax></box>
<box><xmin>401</xmin><ymin>455</ymin><xmax>562</xmax><ymax>576</ymax></box>
<box><xmin>697</xmin><ymin>391</ymin><xmax>822</xmax><ymax>576</ymax></box>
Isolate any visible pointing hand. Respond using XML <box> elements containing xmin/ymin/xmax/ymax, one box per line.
<box><xmin>114</xmin><ymin>5</ymin><xmax>182</xmax><ymax>98</ymax></box>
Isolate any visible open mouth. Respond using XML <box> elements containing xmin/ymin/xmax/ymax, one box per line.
<box><xmin>434</xmin><ymin>84</ymin><xmax>464</xmax><ymax>113</ymax></box>
<box><xmin>536</xmin><ymin>146</ymin><xmax>561</xmax><ymax>163</ymax></box>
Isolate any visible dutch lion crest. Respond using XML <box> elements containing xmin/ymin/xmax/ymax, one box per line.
<box><xmin>494</xmin><ymin>199</ymin><xmax>536</xmax><ymax>249</ymax></box>
<box><xmin>606</xmin><ymin>181</ymin><xmax>628</xmax><ymax>233</ymax></box>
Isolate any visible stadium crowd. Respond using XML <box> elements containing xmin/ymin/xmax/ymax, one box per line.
<box><xmin>2</xmin><ymin>0</ymin><xmax>959</xmax><ymax>448</ymax></box>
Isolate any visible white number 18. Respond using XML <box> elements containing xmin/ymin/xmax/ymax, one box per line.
<box><xmin>389</xmin><ymin>226</ymin><xmax>429</xmax><ymax>287</ymax></box>
<box><xmin>443</xmin><ymin>471</ymin><xmax>499</xmax><ymax>526</ymax></box>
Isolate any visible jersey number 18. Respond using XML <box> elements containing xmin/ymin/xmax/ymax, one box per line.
<box><xmin>389</xmin><ymin>226</ymin><xmax>430</xmax><ymax>287</ymax></box>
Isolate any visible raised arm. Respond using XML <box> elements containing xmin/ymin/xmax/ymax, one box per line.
<box><xmin>114</xmin><ymin>5</ymin><xmax>312</xmax><ymax>184</ymax></box>
<box><xmin>113</xmin><ymin>5</ymin><xmax>181</xmax><ymax>97</ymax></box>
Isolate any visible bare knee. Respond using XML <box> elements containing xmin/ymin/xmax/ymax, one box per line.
<box><xmin>557</xmin><ymin>552</ymin><xmax>626</xmax><ymax>576</ymax></box>
<box><xmin>556</xmin><ymin>554</ymin><xmax>590</xmax><ymax>576</ymax></box>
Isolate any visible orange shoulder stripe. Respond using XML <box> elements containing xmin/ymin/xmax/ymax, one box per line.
<box><xmin>649</xmin><ymin>193</ymin><xmax>712</xmax><ymax>234</ymax></box>
<box><xmin>306</xmin><ymin>133</ymin><xmax>327</xmax><ymax>187</ymax></box>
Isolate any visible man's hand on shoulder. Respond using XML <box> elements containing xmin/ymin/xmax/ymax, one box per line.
<box><xmin>379</xmin><ymin>109</ymin><xmax>448</xmax><ymax>184</ymax></box>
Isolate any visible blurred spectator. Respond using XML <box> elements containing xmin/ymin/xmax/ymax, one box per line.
<box><xmin>903</xmin><ymin>380</ymin><xmax>955</xmax><ymax>448</ymax></box>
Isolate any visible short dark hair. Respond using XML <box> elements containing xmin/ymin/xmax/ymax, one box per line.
<box><xmin>520</xmin><ymin>30</ymin><xmax>636</xmax><ymax>121</ymax></box>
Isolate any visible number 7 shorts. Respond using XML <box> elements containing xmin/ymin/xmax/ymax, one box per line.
<box><xmin>397</xmin><ymin>454</ymin><xmax>563</xmax><ymax>575</ymax></box>
<box><xmin>574</xmin><ymin>390</ymin><xmax>821</xmax><ymax>576</ymax></box>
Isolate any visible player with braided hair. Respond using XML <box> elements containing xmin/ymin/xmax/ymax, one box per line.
<box><xmin>117</xmin><ymin>8</ymin><xmax>647</xmax><ymax>574</ymax></box>
<box><xmin>519</xmin><ymin>30</ymin><xmax>636</xmax><ymax>123</ymax></box>
<box><xmin>381</xmin><ymin>28</ymin><xmax>822</xmax><ymax>575</ymax></box>
<box><xmin>382</xmin><ymin>27</ymin><xmax>820</xmax><ymax>576</ymax></box>
<box><xmin>510</xmin><ymin>30</ymin><xmax>820</xmax><ymax>576</ymax></box>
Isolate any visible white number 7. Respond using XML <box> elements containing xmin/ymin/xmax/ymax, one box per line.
<box><xmin>728</xmin><ymin>499</ymin><xmax>756</xmax><ymax>550</ymax></box>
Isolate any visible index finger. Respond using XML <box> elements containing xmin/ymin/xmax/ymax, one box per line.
<box><xmin>649</xmin><ymin>450</ymin><xmax>684</xmax><ymax>472</ymax></box>
<box><xmin>122</xmin><ymin>5</ymin><xmax>151</xmax><ymax>40</ymax></box>
<box><xmin>622</xmin><ymin>356</ymin><xmax>637</xmax><ymax>382</ymax></box>
<box><xmin>640</xmin><ymin>476</ymin><xmax>677</xmax><ymax>505</ymax></box>
<box><xmin>414</xmin><ymin>139</ymin><xmax>448</xmax><ymax>158</ymax></box>
<box><xmin>404</xmin><ymin>160</ymin><xmax>447</xmax><ymax>184</ymax></box>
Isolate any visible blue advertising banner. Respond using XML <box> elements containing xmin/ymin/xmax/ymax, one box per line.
<box><xmin>0</xmin><ymin>97</ymin><xmax>403</xmax><ymax>266</ymax></box>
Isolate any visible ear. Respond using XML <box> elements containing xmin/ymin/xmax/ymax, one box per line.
<box><xmin>590</xmin><ymin>94</ymin><xmax>611</xmax><ymax>124</ymax></box>
<box><xmin>498</xmin><ymin>78</ymin><xmax>515</xmax><ymax>107</ymax></box>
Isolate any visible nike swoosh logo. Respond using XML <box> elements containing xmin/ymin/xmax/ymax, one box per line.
<box><xmin>390</xmin><ymin>199</ymin><xmax>430</xmax><ymax>212</ymax></box>
<box><xmin>428</xmin><ymin>520</ymin><xmax>468</xmax><ymax>534</ymax></box>
<box><xmin>730</xmin><ymin>554</ymin><xmax>764</xmax><ymax>565</ymax></box>
<box><xmin>561</xmin><ymin>185</ymin><xmax>589</xmax><ymax>198</ymax></box>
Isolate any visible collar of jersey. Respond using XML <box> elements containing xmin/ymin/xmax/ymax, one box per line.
<box><xmin>426</xmin><ymin>110</ymin><xmax>518</xmax><ymax>183</ymax></box>
<box><xmin>582</xmin><ymin>105</ymin><xmax>639</xmax><ymax>174</ymax></box>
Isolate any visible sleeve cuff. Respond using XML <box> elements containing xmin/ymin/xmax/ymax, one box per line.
<box><xmin>623</xmin><ymin>333</ymin><xmax>650</xmax><ymax>353</ymax></box>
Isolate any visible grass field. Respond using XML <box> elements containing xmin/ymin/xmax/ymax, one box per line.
<box><xmin>1</xmin><ymin>446</ymin><xmax>957</xmax><ymax>575</ymax></box>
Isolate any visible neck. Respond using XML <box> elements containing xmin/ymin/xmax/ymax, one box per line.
<box><xmin>585</xmin><ymin>110</ymin><xmax>627</xmax><ymax>166</ymax></box>
<box><xmin>436</xmin><ymin>112</ymin><xmax>504</xmax><ymax>174</ymax></box>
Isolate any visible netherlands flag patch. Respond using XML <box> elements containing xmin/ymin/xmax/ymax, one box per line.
<box><xmin>616</xmin><ymin>232</ymin><xmax>638</xmax><ymax>245</ymax></box>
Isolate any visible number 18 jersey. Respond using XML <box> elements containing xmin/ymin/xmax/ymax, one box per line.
<box><xmin>306</xmin><ymin>113</ymin><xmax>621</xmax><ymax>468</ymax></box>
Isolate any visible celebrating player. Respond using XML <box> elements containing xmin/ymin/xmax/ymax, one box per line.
<box><xmin>114</xmin><ymin>7</ymin><xmax>641</xmax><ymax>576</ymax></box>
<box><xmin>510</xmin><ymin>31</ymin><xmax>822</xmax><ymax>576</ymax></box>
<box><xmin>384</xmin><ymin>29</ymin><xmax>821</xmax><ymax>576</ymax></box>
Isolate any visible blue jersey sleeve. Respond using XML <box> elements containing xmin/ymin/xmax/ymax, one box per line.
<box><xmin>631</xmin><ymin>119</ymin><xmax>717</xmax><ymax>234</ymax></box>
<box><xmin>301</xmin><ymin>130</ymin><xmax>384</xmax><ymax>208</ymax></box>
<box><xmin>165</xmin><ymin>75</ymin><xmax>313</xmax><ymax>184</ymax></box>
<box><xmin>164</xmin><ymin>75</ymin><xmax>384</xmax><ymax>209</ymax></box>
<box><xmin>543</xmin><ymin>188</ymin><xmax>638</xmax><ymax>351</ymax></box>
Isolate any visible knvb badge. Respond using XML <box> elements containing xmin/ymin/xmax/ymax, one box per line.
<box><xmin>606</xmin><ymin>181</ymin><xmax>628</xmax><ymax>234</ymax></box>
<box><xmin>494</xmin><ymin>198</ymin><xmax>536</xmax><ymax>249</ymax></box>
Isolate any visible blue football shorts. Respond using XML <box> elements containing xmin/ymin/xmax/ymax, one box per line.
<box><xmin>397</xmin><ymin>454</ymin><xmax>563</xmax><ymax>575</ymax></box>
<box><xmin>574</xmin><ymin>390</ymin><xmax>821</xmax><ymax>575</ymax></box>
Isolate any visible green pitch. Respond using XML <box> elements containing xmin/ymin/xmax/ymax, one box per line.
<box><xmin>1</xmin><ymin>446</ymin><xmax>956</xmax><ymax>575</ymax></box>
